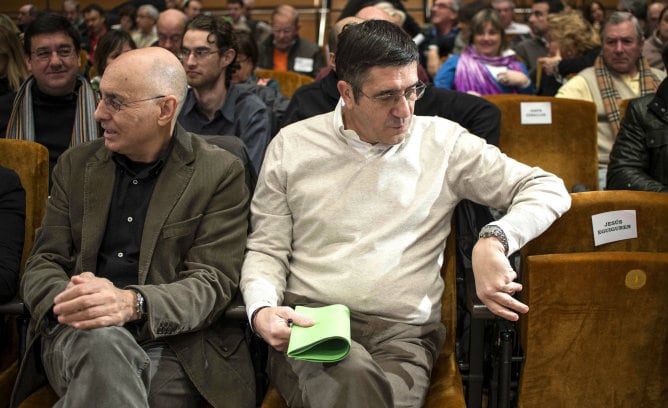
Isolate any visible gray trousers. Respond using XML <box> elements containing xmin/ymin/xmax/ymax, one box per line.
<box><xmin>269</xmin><ymin>307</ymin><xmax>445</xmax><ymax>408</ymax></box>
<box><xmin>41</xmin><ymin>325</ymin><xmax>201</xmax><ymax>408</ymax></box>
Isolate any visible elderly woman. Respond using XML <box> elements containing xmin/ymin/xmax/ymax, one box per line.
<box><xmin>643</xmin><ymin>5</ymin><xmax>668</xmax><ymax>69</ymax></box>
<box><xmin>537</xmin><ymin>10</ymin><xmax>601</xmax><ymax>95</ymax></box>
<box><xmin>434</xmin><ymin>9</ymin><xmax>533</xmax><ymax>95</ymax></box>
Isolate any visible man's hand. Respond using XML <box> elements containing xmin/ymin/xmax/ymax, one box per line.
<box><xmin>253</xmin><ymin>306</ymin><xmax>314</xmax><ymax>352</ymax></box>
<box><xmin>472</xmin><ymin>238</ymin><xmax>529</xmax><ymax>321</ymax></box>
<box><xmin>52</xmin><ymin>272</ymin><xmax>137</xmax><ymax>329</ymax></box>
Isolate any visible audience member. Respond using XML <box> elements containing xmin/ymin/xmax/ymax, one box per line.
<box><xmin>493</xmin><ymin>0</ymin><xmax>531</xmax><ymax>46</ymax></box>
<box><xmin>515</xmin><ymin>0</ymin><xmax>564</xmax><ymax>85</ymax></box>
<box><xmin>115</xmin><ymin>4</ymin><xmax>137</xmax><ymax>34</ymax></box>
<box><xmin>62</xmin><ymin>0</ymin><xmax>87</xmax><ymax>39</ymax></box>
<box><xmin>17</xmin><ymin>4</ymin><xmax>38</xmax><ymax>32</ymax></box>
<box><xmin>418</xmin><ymin>0</ymin><xmax>461</xmax><ymax>79</ymax></box>
<box><xmin>257</xmin><ymin>5</ymin><xmax>325</xmax><ymax>78</ymax></box>
<box><xmin>0</xmin><ymin>24</ymin><xmax>29</xmax><ymax>136</ymax></box>
<box><xmin>556</xmin><ymin>12</ymin><xmax>665</xmax><ymax>189</ymax></box>
<box><xmin>241</xmin><ymin>19</ymin><xmax>570</xmax><ymax>407</ymax></box>
<box><xmin>584</xmin><ymin>0</ymin><xmax>606</xmax><ymax>32</ymax></box>
<box><xmin>643</xmin><ymin>5</ymin><xmax>668</xmax><ymax>69</ymax></box>
<box><xmin>646</xmin><ymin>1</ymin><xmax>666</xmax><ymax>36</ymax></box>
<box><xmin>227</xmin><ymin>0</ymin><xmax>271</xmax><ymax>46</ymax></box>
<box><xmin>177</xmin><ymin>14</ymin><xmax>271</xmax><ymax>174</ymax></box>
<box><xmin>91</xmin><ymin>29</ymin><xmax>137</xmax><ymax>90</ymax></box>
<box><xmin>182</xmin><ymin>0</ymin><xmax>203</xmax><ymax>21</ymax></box>
<box><xmin>536</xmin><ymin>10</ymin><xmax>601</xmax><ymax>96</ymax></box>
<box><xmin>452</xmin><ymin>0</ymin><xmax>491</xmax><ymax>54</ymax></box>
<box><xmin>284</xmin><ymin>16</ymin><xmax>501</xmax><ymax>146</ymax></box>
<box><xmin>338</xmin><ymin>0</ymin><xmax>422</xmax><ymax>37</ymax></box>
<box><xmin>232</xmin><ymin>30</ymin><xmax>290</xmax><ymax>137</ymax></box>
<box><xmin>10</xmin><ymin>46</ymin><xmax>254</xmax><ymax>408</ymax></box>
<box><xmin>132</xmin><ymin>4</ymin><xmax>159</xmax><ymax>48</ymax></box>
<box><xmin>5</xmin><ymin>13</ymin><xmax>99</xmax><ymax>185</ymax></box>
<box><xmin>232</xmin><ymin>30</ymin><xmax>280</xmax><ymax>92</ymax></box>
<box><xmin>435</xmin><ymin>9</ymin><xmax>533</xmax><ymax>95</ymax></box>
<box><xmin>157</xmin><ymin>8</ymin><xmax>187</xmax><ymax>55</ymax></box>
<box><xmin>607</xmin><ymin>43</ymin><xmax>668</xmax><ymax>192</ymax></box>
<box><xmin>83</xmin><ymin>4</ymin><xmax>109</xmax><ymax>64</ymax></box>
<box><xmin>0</xmin><ymin>166</ymin><xmax>24</xmax><ymax>304</ymax></box>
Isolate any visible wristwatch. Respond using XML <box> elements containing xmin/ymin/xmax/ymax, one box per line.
<box><xmin>133</xmin><ymin>290</ymin><xmax>147</xmax><ymax>321</ymax></box>
<box><xmin>479</xmin><ymin>225</ymin><xmax>509</xmax><ymax>255</ymax></box>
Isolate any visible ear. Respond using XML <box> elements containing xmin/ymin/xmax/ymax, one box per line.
<box><xmin>157</xmin><ymin>95</ymin><xmax>178</xmax><ymax>127</ymax></box>
<box><xmin>337</xmin><ymin>80</ymin><xmax>354</xmax><ymax>106</ymax></box>
<box><xmin>220</xmin><ymin>48</ymin><xmax>236</xmax><ymax>68</ymax></box>
<box><xmin>25</xmin><ymin>55</ymin><xmax>32</xmax><ymax>73</ymax></box>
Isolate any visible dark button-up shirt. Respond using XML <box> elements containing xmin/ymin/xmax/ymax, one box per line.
<box><xmin>178</xmin><ymin>85</ymin><xmax>271</xmax><ymax>174</ymax></box>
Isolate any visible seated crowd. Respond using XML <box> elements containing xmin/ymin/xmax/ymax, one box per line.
<box><xmin>0</xmin><ymin>0</ymin><xmax>666</xmax><ymax>406</ymax></box>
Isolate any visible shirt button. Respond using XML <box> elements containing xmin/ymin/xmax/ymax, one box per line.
<box><xmin>132</xmin><ymin>179</ymin><xmax>139</xmax><ymax>185</ymax></box>
<box><xmin>117</xmin><ymin>252</ymin><xmax>124</xmax><ymax>258</ymax></box>
<box><xmin>127</xmin><ymin>216</ymin><xmax>133</xmax><ymax>223</ymax></box>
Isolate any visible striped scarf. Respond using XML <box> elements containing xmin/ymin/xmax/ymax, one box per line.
<box><xmin>595</xmin><ymin>55</ymin><xmax>661</xmax><ymax>136</ymax></box>
<box><xmin>5</xmin><ymin>75</ymin><xmax>99</xmax><ymax>145</ymax></box>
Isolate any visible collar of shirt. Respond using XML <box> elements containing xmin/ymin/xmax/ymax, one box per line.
<box><xmin>182</xmin><ymin>84</ymin><xmax>241</xmax><ymax>124</ymax></box>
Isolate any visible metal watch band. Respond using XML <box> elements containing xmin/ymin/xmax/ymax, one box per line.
<box><xmin>478</xmin><ymin>225</ymin><xmax>509</xmax><ymax>255</ymax></box>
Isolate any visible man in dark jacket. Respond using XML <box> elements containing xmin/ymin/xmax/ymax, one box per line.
<box><xmin>607</xmin><ymin>45</ymin><xmax>668</xmax><ymax>192</ymax></box>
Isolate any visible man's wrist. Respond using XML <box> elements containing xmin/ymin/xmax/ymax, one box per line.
<box><xmin>250</xmin><ymin>306</ymin><xmax>269</xmax><ymax>334</ymax></box>
<box><xmin>130</xmin><ymin>289</ymin><xmax>147</xmax><ymax>321</ymax></box>
<box><xmin>479</xmin><ymin>225</ymin><xmax>509</xmax><ymax>255</ymax></box>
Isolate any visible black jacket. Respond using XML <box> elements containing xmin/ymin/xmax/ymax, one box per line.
<box><xmin>607</xmin><ymin>78</ymin><xmax>668</xmax><ymax>192</ymax></box>
<box><xmin>0</xmin><ymin>166</ymin><xmax>25</xmax><ymax>303</ymax></box>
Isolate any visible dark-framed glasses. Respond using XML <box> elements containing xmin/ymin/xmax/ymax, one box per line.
<box><xmin>31</xmin><ymin>46</ymin><xmax>76</xmax><ymax>61</ymax></box>
<box><xmin>359</xmin><ymin>81</ymin><xmax>426</xmax><ymax>107</ymax></box>
<box><xmin>178</xmin><ymin>47</ymin><xmax>219</xmax><ymax>61</ymax></box>
<box><xmin>99</xmin><ymin>95</ymin><xmax>165</xmax><ymax>113</ymax></box>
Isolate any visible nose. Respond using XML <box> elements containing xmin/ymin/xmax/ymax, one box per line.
<box><xmin>614</xmin><ymin>40</ymin><xmax>624</xmax><ymax>52</ymax></box>
<box><xmin>391</xmin><ymin>95</ymin><xmax>412</xmax><ymax>118</ymax></box>
<box><xmin>94</xmin><ymin>100</ymin><xmax>109</xmax><ymax>122</ymax></box>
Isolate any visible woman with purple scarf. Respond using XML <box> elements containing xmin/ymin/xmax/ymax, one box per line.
<box><xmin>434</xmin><ymin>9</ymin><xmax>534</xmax><ymax>95</ymax></box>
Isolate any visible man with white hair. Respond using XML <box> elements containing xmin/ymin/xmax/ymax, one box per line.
<box><xmin>493</xmin><ymin>0</ymin><xmax>530</xmax><ymax>46</ymax></box>
<box><xmin>132</xmin><ymin>4</ymin><xmax>159</xmax><ymax>48</ymax></box>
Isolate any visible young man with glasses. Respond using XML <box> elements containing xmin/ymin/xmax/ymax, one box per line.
<box><xmin>12</xmin><ymin>46</ymin><xmax>255</xmax><ymax>408</ymax></box>
<box><xmin>5</xmin><ymin>13</ymin><xmax>99</xmax><ymax>187</ymax></box>
<box><xmin>241</xmin><ymin>20</ymin><xmax>571</xmax><ymax>407</ymax></box>
<box><xmin>256</xmin><ymin>4</ymin><xmax>325</xmax><ymax>77</ymax></box>
<box><xmin>177</xmin><ymin>14</ymin><xmax>271</xmax><ymax>174</ymax></box>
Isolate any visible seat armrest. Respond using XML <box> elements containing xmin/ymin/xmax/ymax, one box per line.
<box><xmin>0</xmin><ymin>297</ymin><xmax>27</xmax><ymax>315</ymax></box>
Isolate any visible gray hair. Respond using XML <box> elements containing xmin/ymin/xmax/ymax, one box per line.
<box><xmin>602</xmin><ymin>11</ymin><xmax>643</xmax><ymax>42</ymax></box>
<box><xmin>138</xmin><ymin>4</ymin><xmax>160</xmax><ymax>20</ymax></box>
<box><xmin>493</xmin><ymin>0</ymin><xmax>515</xmax><ymax>9</ymax></box>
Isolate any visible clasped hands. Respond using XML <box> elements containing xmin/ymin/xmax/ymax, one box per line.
<box><xmin>52</xmin><ymin>272</ymin><xmax>138</xmax><ymax>329</ymax></box>
<box><xmin>472</xmin><ymin>238</ymin><xmax>529</xmax><ymax>321</ymax></box>
<box><xmin>496</xmin><ymin>70</ymin><xmax>530</xmax><ymax>88</ymax></box>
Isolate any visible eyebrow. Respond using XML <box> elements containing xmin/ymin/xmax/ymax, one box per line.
<box><xmin>373</xmin><ymin>81</ymin><xmax>421</xmax><ymax>96</ymax></box>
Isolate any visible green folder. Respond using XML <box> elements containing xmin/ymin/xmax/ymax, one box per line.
<box><xmin>287</xmin><ymin>304</ymin><xmax>351</xmax><ymax>363</ymax></box>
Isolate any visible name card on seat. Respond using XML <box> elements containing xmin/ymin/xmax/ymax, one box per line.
<box><xmin>520</xmin><ymin>102</ymin><xmax>552</xmax><ymax>125</ymax></box>
<box><xmin>591</xmin><ymin>210</ymin><xmax>637</xmax><ymax>246</ymax></box>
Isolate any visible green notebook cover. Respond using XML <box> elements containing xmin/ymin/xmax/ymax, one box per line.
<box><xmin>287</xmin><ymin>304</ymin><xmax>351</xmax><ymax>363</ymax></box>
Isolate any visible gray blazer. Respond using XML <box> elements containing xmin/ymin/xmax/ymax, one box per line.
<box><xmin>12</xmin><ymin>125</ymin><xmax>254</xmax><ymax>408</ymax></box>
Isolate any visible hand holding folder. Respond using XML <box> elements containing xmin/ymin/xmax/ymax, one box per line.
<box><xmin>287</xmin><ymin>304</ymin><xmax>351</xmax><ymax>362</ymax></box>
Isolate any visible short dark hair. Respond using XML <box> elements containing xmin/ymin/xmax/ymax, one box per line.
<box><xmin>185</xmin><ymin>14</ymin><xmax>238</xmax><ymax>86</ymax></box>
<box><xmin>24</xmin><ymin>12</ymin><xmax>81</xmax><ymax>55</ymax></box>
<box><xmin>234</xmin><ymin>30</ymin><xmax>258</xmax><ymax>66</ymax></box>
<box><xmin>228</xmin><ymin>0</ymin><xmax>244</xmax><ymax>6</ymax></box>
<box><xmin>335</xmin><ymin>19</ymin><xmax>418</xmax><ymax>101</ymax></box>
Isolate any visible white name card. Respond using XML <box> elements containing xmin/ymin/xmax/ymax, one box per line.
<box><xmin>520</xmin><ymin>102</ymin><xmax>552</xmax><ymax>125</ymax></box>
<box><xmin>591</xmin><ymin>210</ymin><xmax>637</xmax><ymax>246</ymax></box>
<box><xmin>294</xmin><ymin>57</ymin><xmax>314</xmax><ymax>73</ymax></box>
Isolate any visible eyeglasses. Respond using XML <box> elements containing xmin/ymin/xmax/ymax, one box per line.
<box><xmin>158</xmin><ymin>34</ymin><xmax>182</xmax><ymax>44</ymax></box>
<box><xmin>98</xmin><ymin>95</ymin><xmax>164</xmax><ymax>113</ymax></box>
<box><xmin>272</xmin><ymin>26</ymin><xmax>295</xmax><ymax>35</ymax></box>
<box><xmin>31</xmin><ymin>46</ymin><xmax>76</xmax><ymax>61</ymax></box>
<box><xmin>358</xmin><ymin>81</ymin><xmax>426</xmax><ymax>107</ymax></box>
<box><xmin>178</xmin><ymin>47</ymin><xmax>219</xmax><ymax>61</ymax></box>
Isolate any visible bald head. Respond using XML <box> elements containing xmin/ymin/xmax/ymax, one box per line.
<box><xmin>106</xmin><ymin>47</ymin><xmax>187</xmax><ymax>117</ymax></box>
<box><xmin>355</xmin><ymin>5</ymin><xmax>392</xmax><ymax>22</ymax></box>
<box><xmin>158</xmin><ymin>9</ymin><xmax>187</xmax><ymax>55</ymax></box>
<box><xmin>329</xmin><ymin>16</ymin><xmax>363</xmax><ymax>54</ymax></box>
